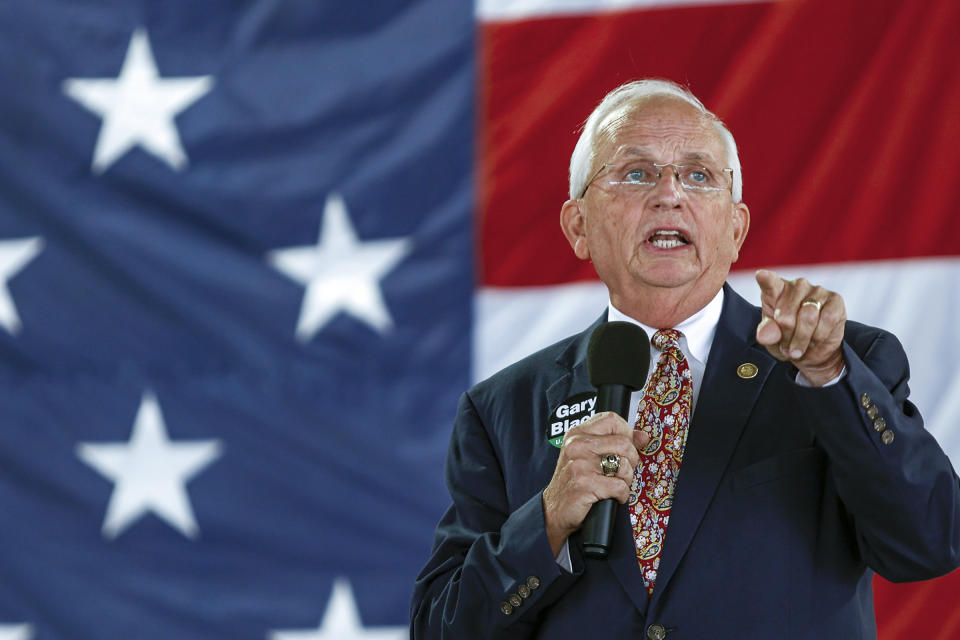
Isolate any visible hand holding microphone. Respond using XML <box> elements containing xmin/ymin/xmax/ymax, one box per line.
<box><xmin>542</xmin><ymin>322</ymin><xmax>650</xmax><ymax>559</ymax></box>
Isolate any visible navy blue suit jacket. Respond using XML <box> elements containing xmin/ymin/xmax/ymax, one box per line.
<box><xmin>412</xmin><ymin>286</ymin><xmax>960</xmax><ymax>639</ymax></box>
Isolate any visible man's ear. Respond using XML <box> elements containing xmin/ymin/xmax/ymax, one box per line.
<box><xmin>729</xmin><ymin>201</ymin><xmax>750</xmax><ymax>263</ymax></box>
<box><xmin>560</xmin><ymin>199</ymin><xmax>591</xmax><ymax>261</ymax></box>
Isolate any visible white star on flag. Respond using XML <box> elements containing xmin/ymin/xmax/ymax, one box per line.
<box><xmin>268</xmin><ymin>578</ymin><xmax>405</xmax><ymax>640</ymax></box>
<box><xmin>76</xmin><ymin>391</ymin><xmax>223</xmax><ymax>539</ymax></box>
<box><xmin>63</xmin><ymin>28</ymin><xmax>213</xmax><ymax>173</ymax></box>
<box><xmin>0</xmin><ymin>624</ymin><xmax>33</xmax><ymax>640</ymax></box>
<box><xmin>0</xmin><ymin>237</ymin><xmax>43</xmax><ymax>335</ymax></box>
<box><xmin>267</xmin><ymin>193</ymin><xmax>412</xmax><ymax>341</ymax></box>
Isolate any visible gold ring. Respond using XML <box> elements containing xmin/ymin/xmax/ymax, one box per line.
<box><xmin>801</xmin><ymin>299</ymin><xmax>823</xmax><ymax>312</ymax></box>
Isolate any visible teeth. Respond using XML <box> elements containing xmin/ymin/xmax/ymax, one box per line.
<box><xmin>649</xmin><ymin>230</ymin><xmax>687</xmax><ymax>249</ymax></box>
<box><xmin>652</xmin><ymin>237</ymin><xmax>685</xmax><ymax>249</ymax></box>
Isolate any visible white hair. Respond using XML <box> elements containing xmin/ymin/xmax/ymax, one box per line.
<box><xmin>568</xmin><ymin>79</ymin><xmax>743</xmax><ymax>203</ymax></box>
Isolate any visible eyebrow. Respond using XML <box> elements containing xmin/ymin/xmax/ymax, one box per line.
<box><xmin>611</xmin><ymin>146</ymin><xmax>718</xmax><ymax>164</ymax></box>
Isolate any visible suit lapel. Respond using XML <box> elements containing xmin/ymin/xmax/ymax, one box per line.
<box><xmin>649</xmin><ymin>286</ymin><xmax>778</xmax><ymax>603</ymax></box>
<box><xmin>544</xmin><ymin>314</ymin><xmax>602</xmax><ymax>415</ymax></box>
<box><xmin>606</xmin><ymin>486</ymin><xmax>653</xmax><ymax>615</ymax></box>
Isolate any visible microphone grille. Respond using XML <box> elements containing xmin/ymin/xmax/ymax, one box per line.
<box><xmin>587</xmin><ymin>321</ymin><xmax>650</xmax><ymax>390</ymax></box>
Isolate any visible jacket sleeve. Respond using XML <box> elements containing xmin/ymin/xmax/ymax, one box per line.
<box><xmin>794</xmin><ymin>328</ymin><xmax>960</xmax><ymax>581</ymax></box>
<box><xmin>410</xmin><ymin>390</ymin><xmax>582</xmax><ymax>640</ymax></box>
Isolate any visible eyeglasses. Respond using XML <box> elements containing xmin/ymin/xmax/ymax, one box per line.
<box><xmin>579</xmin><ymin>159</ymin><xmax>734</xmax><ymax>199</ymax></box>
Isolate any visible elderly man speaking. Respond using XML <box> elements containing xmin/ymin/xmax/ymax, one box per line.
<box><xmin>411</xmin><ymin>79</ymin><xmax>960</xmax><ymax>639</ymax></box>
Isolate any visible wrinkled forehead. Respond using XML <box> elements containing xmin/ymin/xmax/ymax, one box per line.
<box><xmin>594</xmin><ymin>96</ymin><xmax>726</xmax><ymax>166</ymax></box>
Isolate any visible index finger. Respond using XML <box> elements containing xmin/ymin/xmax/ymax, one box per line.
<box><xmin>572</xmin><ymin>411</ymin><xmax>630</xmax><ymax>436</ymax></box>
<box><xmin>755</xmin><ymin>269</ymin><xmax>786</xmax><ymax>315</ymax></box>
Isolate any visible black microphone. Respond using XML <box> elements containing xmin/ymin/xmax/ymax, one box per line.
<box><xmin>582</xmin><ymin>321</ymin><xmax>650</xmax><ymax>559</ymax></box>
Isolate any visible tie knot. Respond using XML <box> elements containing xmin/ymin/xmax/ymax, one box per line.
<box><xmin>652</xmin><ymin>328</ymin><xmax>682</xmax><ymax>352</ymax></box>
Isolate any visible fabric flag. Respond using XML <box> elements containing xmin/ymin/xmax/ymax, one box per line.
<box><xmin>0</xmin><ymin>2</ymin><xmax>471</xmax><ymax>638</ymax></box>
<box><xmin>0</xmin><ymin>1</ymin><xmax>956</xmax><ymax>639</ymax></box>
<box><xmin>477</xmin><ymin>0</ymin><xmax>960</xmax><ymax>637</ymax></box>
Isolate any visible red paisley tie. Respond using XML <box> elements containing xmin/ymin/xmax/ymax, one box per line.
<box><xmin>628</xmin><ymin>328</ymin><xmax>693</xmax><ymax>596</ymax></box>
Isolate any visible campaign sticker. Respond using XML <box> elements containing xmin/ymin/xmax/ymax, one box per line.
<box><xmin>548</xmin><ymin>392</ymin><xmax>598</xmax><ymax>448</ymax></box>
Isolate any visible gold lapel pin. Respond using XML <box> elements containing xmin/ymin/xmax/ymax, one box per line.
<box><xmin>737</xmin><ymin>363</ymin><xmax>758</xmax><ymax>379</ymax></box>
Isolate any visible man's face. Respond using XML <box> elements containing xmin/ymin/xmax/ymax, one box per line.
<box><xmin>561</xmin><ymin>97</ymin><xmax>749</xmax><ymax>309</ymax></box>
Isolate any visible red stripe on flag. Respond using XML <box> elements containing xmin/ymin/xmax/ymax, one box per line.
<box><xmin>479</xmin><ymin>0</ymin><xmax>960</xmax><ymax>287</ymax></box>
<box><xmin>875</xmin><ymin>572</ymin><xmax>960</xmax><ymax>639</ymax></box>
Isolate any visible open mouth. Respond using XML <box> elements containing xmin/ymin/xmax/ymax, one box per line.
<box><xmin>648</xmin><ymin>229</ymin><xmax>689</xmax><ymax>249</ymax></box>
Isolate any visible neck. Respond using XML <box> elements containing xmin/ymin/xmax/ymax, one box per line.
<box><xmin>611</xmin><ymin>284</ymin><xmax>722</xmax><ymax>328</ymax></box>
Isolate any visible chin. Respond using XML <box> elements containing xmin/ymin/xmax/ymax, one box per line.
<box><xmin>634</xmin><ymin>264</ymin><xmax>700</xmax><ymax>289</ymax></box>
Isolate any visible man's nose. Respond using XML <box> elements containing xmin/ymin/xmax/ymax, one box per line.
<box><xmin>651</xmin><ymin>168</ymin><xmax>683</xmax><ymax>206</ymax></box>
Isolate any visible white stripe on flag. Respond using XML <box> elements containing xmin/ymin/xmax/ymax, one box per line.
<box><xmin>474</xmin><ymin>257</ymin><xmax>960</xmax><ymax>465</ymax></box>
<box><xmin>476</xmin><ymin>0</ymin><xmax>774</xmax><ymax>21</ymax></box>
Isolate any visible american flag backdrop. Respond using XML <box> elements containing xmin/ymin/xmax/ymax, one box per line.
<box><xmin>0</xmin><ymin>0</ymin><xmax>957</xmax><ymax>638</ymax></box>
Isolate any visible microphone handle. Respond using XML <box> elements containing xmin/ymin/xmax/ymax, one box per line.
<box><xmin>582</xmin><ymin>383</ymin><xmax>632</xmax><ymax>559</ymax></box>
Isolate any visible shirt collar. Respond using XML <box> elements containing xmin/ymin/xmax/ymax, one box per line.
<box><xmin>607</xmin><ymin>288</ymin><xmax>724</xmax><ymax>364</ymax></box>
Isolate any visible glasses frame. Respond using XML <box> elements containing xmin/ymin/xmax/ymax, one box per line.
<box><xmin>578</xmin><ymin>160</ymin><xmax>734</xmax><ymax>199</ymax></box>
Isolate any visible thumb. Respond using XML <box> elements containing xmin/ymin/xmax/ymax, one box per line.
<box><xmin>633</xmin><ymin>429</ymin><xmax>651</xmax><ymax>452</ymax></box>
<box><xmin>756</xmin><ymin>314</ymin><xmax>782</xmax><ymax>346</ymax></box>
